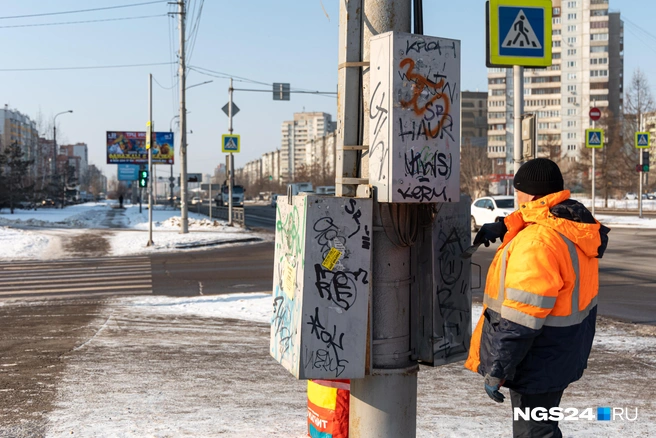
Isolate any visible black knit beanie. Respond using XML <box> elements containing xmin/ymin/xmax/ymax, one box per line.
<box><xmin>513</xmin><ymin>158</ymin><xmax>564</xmax><ymax>196</ymax></box>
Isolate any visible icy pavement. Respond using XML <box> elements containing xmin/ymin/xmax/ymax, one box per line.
<box><xmin>34</xmin><ymin>296</ymin><xmax>655</xmax><ymax>437</ymax></box>
<box><xmin>0</xmin><ymin>202</ymin><xmax>267</xmax><ymax>260</ymax></box>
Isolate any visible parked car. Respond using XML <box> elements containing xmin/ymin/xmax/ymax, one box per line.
<box><xmin>646</xmin><ymin>192</ymin><xmax>656</xmax><ymax>200</ymax></box>
<box><xmin>624</xmin><ymin>192</ymin><xmax>638</xmax><ymax>200</ymax></box>
<box><xmin>470</xmin><ymin>195</ymin><xmax>515</xmax><ymax>232</ymax></box>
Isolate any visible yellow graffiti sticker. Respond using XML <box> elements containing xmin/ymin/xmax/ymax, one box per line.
<box><xmin>282</xmin><ymin>260</ymin><xmax>296</xmax><ymax>299</ymax></box>
<box><xmin>321</xmin><ymin>247</ymin><xmax>343</xmax><ymax>271</ymax></box>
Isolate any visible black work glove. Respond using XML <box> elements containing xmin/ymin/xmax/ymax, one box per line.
<box><xmin>473</xmin><ymin>221</ymin><xmax>508</xmax><ymax>247</ymax></box>
<box><xmin>484</xmin><ymin>374</ymin><xmax>506</xmax><ymax>403</ymax></box>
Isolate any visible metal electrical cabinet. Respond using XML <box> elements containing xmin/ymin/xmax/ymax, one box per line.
<box><xmin>270</xmin><ymin>194</ymin><xmax>373</xmax><ymax>379</ymax></box>
<box><xmin>369</xmin><ymin>31</ymin><xmax>461</xmax><ymax>204</ymax></box>
<box><xmin>411</xmin><ymin>196</ymin><xmax>472</xmax><ymax>366</ymax></box>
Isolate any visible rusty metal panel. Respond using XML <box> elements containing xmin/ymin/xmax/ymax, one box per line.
<box><xmin>369</xmin><ymin>31</ymin><xmax>461</xmax><ymax>203</ymax></box>
<box><xmin>270</xmin><ymin>194</ymin><xmax>373</xmax><ymax>379</ymax></box>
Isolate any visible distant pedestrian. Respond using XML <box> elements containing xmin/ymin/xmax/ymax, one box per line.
<box><xmin>119</xmin><ymin>194</ymin><xmax>124</xmax><ymax>209</ymax></box>
<box><xmin>465</xmin><ymin>158</ymin><xmax>610</xmax><ymax>437</ymax></box>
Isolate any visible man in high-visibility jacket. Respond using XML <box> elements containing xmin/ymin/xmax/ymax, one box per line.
<box><xmin>465</xmin><ymin>158</ymin><xmax>610</xmax><ymax>438</ymax></box>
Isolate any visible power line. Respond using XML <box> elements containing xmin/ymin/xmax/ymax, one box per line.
<box><xmin>0</xmin><ymin>14</ymin><xmax>166</xmax><ymax>29</ymax></box>
<box><xmin>0</xmin><ymin>62</ymin><xmax>174</xmax><ymax>72</ymax></box>
<box><xmin>188</xmin><ymin>66</ymin><xmax>336</xmax><ymax>99</ymax></box>
<box><xmin>0</xmin><ymin>1</ymin><xmax>168</xmax><ymax>20</ymax></box>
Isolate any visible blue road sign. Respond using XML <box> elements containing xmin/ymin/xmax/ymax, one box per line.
<box><xmin>499</xmin><ymin>6</ymin><xmax>545</xmax><ymax>58</ymax></box>
<box><xmin>222</xmin><ymin>134</ymin><xmax>240</xmax><ymax>153</ymax></box>
<box><xmin>488</xmin><ymin>0</ymin><xmax>552</xmax><ymax>67</ymax></box>
<box><xmin>118</xmin><ymin>164</ymin><xmax>139</xmax><ymax>181</ymax></box>
<box><xmin>635</xmin><ymin>132</ymin><xmax>650</xmax><ymax>149</ymax></box>
<box><xmin>586</xmin><ymin>129</ymin><xmax>604</xmax><ymax>149</ymax></box>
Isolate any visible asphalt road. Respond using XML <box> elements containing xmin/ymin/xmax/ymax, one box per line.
<box><xmin>471</xmin><ymin>227</ymin><xmax>656</xmax><ymax>324</ymax></box>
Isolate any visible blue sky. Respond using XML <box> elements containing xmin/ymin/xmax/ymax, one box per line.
<box><xmin>2</xmin><ymin>0</ymin><xmax>655</xmax><ymax>179</ymax></box>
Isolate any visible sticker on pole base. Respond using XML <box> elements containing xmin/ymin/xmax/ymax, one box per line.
<box><xmin>586</xmin><ymin>129</ymin><xmax>604</xmax><ymax>149</ymax></box>
<box><xmin>222</xmin><ymin>134</ymin><xmax>240</xmax><ymax>153</ymax></box>
<box><xmin>321</xmin><ymin>248</ymin><xmax>343</xmax><ymax>271</ymax></box>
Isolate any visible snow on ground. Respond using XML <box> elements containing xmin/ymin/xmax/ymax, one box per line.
<box><xmin>0</xmin><ymin>226</ymin><xmax>50</xmax><ymax>260</ymax></box>
<box><xmin>0</xmin><ymin>202</ymin><xmax>265</xmax><ymax>259</ymax></box>
<box><xmin>41</xmin><ymin>295</ymin><xmax>656</xmax><ymax>438</ymax></box>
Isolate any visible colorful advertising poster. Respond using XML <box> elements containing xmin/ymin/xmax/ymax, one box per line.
<box><xmin>106</xmin><ymin>131</ymin><xmax>175</xmax><ymax>165</ymax></box>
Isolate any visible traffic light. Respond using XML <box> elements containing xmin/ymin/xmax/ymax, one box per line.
<box><xmin>636</xmin><ymin>164</ymin><xmax>642</xmax><ymax>172</ymax></box>
<box><xmin>269</xmin><ymin>175</ymin><xmax>273</xmax><ymax>181</ymax></box>
<box><xmin>138</xmin><ymin>169</ymin><xmax>149</xmax><ymax>188</ymax></box>
<box><xmin>643</xmin><ymin>164</ymin><xmax>650</xmax><ymax>173</ymax></box>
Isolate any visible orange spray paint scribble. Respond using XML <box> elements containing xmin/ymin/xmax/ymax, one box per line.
<box><xmin>399</xmin><ymin>58</ymin><xmax>451</xmax><ymax>138</ymax></box>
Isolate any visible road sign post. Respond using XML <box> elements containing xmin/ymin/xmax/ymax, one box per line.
<box><xmin>487</xmin><ymin>0</ymin><xmax>553</xmax><ymax>68</ymax></box>
<box><xmin>588</xmin><ymin>103</ymin><xmax>601</xmax><ymax>214</ymax></box>
<box><xmin>487</xmin><ymin>0</ymin><xmax>553</xmax><ymax>202</ymax></box>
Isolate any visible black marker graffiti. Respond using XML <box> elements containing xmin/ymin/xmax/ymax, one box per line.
<box><xmin>344</xmin><ymin>199</ymin><xmax>362</xmax><ymax>238</ymax></box>
<box><xmin>404</xmin><ymin>148</ymin><xmax>452</xmax><ymax>182</ymax></box>
<box><xmin>397</xmin><ymin>185</ymin><xmax>449</xmax><ymax>203</ymax></box>
<box><xmin>314</xmin><ymin>264</ymin><xmax>368</xmax><ymax>311</ymax></box>
<box><xmin>304</xmin><ymin>307</ymin><xmax>349</xmax><ymax>377</ymax></box>
<box><xmin>313</xmin><ymin>217</ymin><xmax>347</xmax><ymax>259</ymax></box>
<box><xmin>362</xmin><ymin>225</ymin><xmax>371</xmax><ymax>250</ymax></box>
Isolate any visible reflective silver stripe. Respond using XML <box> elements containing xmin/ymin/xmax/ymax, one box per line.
<box><xmin>483</xmin><ymin>244</ymin><xmax>511</xmax><ymax>313</ymax></box>
<box><xmin>501</xmin><ymin>306</ymin><xmax>545</xmax><ymax>330</ymax></box>
<box><xmin>506</xmin><ymin>288</ymin><xmax>557</xmax><ymax>309</ymax></box>
<box><xmin>545</xmin><ymin>297</ymin><xmax>597</xmax><ymax>327</ymax></box>
<box><xmin>544</xmin><ymin>234</ymin><xmax>585</xmax><ymax>328</ymax></box>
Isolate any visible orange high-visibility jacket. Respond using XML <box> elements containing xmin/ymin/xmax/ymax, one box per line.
<box><xmin>465</xmin><ymin>190</ymin><xmax>607</xmax><ymax>394</ymax></box>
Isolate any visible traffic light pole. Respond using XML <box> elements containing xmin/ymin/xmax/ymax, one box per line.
<box><xmin>591</xmin><ymin>100</ymin><xmax>596</xmax><ymax>216</ymax></box>
<box><xmin>639</xmin><ymin>114</ymin><xmax>644</xmax><ymax>219</ymax></box>
<box><xmin>228</xmin><ymin>78</ymin><xmax>234</xmax><ymax>226</ymax></box>
<box><xmin>147</xmin><ymin>73</ymin><xmax>154</xmax><ymax>246</ymax></box>
<box><xmin>178</xmin><ymin>0</ymin><xmax>189</xmax><ymax>234</ymax></box>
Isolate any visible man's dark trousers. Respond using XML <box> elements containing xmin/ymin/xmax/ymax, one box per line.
<box><xmin>510</xmin><ymin>389</ymin><xmax>565</xmax><ymax>438</ymax></box>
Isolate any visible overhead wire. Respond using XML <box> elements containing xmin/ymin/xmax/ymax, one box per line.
<box><xmin>0</xmin><ymin>1</ymin><xmax>169</xmax><ymax>20</ymax></box>
<box><xmin>0</xmin><ymin>14</ymin><xmax>166</xmax><ymax>29</ymax></box>
<box><xmin>0</xmin><ymin>62</ymin><xmax>175</xmax><ymax>72</ymax></box>
<box><xmin>186</xmin><ymin>0</ymin><xmax>205</xmax><ymax>64</ymax></box>
<box><xmin>188</xmin><ymin>65</ymin><xmax>337</xmax><ymax>97</ymax></box>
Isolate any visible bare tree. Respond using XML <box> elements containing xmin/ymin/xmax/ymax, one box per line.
<box><xmin>624</xmin><ymin>69</ymin><xmax>655</xmax><ymax>194</ymax></box>
<box><xmin>460</xmin><ymin>141</ymin><xmax>492</xmax><ymax>198</ymax></box>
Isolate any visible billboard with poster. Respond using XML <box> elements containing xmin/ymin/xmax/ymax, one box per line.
<box><xmin>106</xmin><ymin>131</ymin><xmax>174</xmax><ymax>164</ymax></box>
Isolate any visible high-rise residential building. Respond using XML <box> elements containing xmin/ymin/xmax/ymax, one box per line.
<box><xmin>281</xmin><ymin>112</ymin><xmax>336</xmax><ymax>182</ymax></box>
<box><xmin>487</xmin><ymin>0</ymin><xmax>623</xmax><ymax>176</ymax></box>
<box><xmin>304</xmin><ymin>131</ymin><xmax>337</xmax><ymax>184</ymax></box>
<box><xmin>0</xmin><ymin>106</ymin><xmax>39</xmax><ymax>177</ymax></box>
<box><xmin>60</xmin><ymin>143</ymin><xmax>89</xmax><ymax>181</ymax></box>
<box><xmin>461</xmin><ymin>91</ymin><xmax>488</xmax><ymax>148</ymax></box>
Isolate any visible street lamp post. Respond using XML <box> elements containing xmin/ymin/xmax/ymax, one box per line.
<box><xmin>53</xmin><ymin>110</ymin><xmax>73</xmax><ymax>208</ymax></box>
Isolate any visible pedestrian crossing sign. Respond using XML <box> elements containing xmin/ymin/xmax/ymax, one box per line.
<box><xmin>222</xmin><ymin>134</ymin><xmax>240</xmax><ymax>153</ymax></box>
<box><xmin>487</xmin><ymin>0</ymin><xmax>552</xmax><ymax>67</ymax></box>
<box><xmin>586</xmin><ymin>129</ymin><xmax>604</xmax><ymax>149</ymax></box>
<box><xmin>635</xmin><ymin>132</ymin><xmax>651</xmax><ymax>149</ymax></box>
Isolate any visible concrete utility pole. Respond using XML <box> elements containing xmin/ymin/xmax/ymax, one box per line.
<box><xmin>178</xmin><ymin>0</ymin><xmax>189</xmax><ymax>233</ymax></box>
<box><xmin>341</xmin><ymin>2</ymin><xmax>417</xmax><ymax>437</ymax></box>
<box><xmin>147</xmin><ymin>73</ymin><xmax>154</xmax><ymax>246</ymax></box>
<box><xmin>228</xmin><ymin>78</ymin><xmax>234</xmax><ymax>226</ymax></box>
<box><xmin>513</xmin><ymin>65</ymin><xmax>524</xmax><ymax>201</ymax></box>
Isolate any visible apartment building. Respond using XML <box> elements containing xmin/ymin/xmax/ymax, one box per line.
<box><xmin>462</xmin><ymin>91</ymin><xmax>488</xmax><ymax>148</ymax></box>
<box><xmin>304</xmin><ymin>131</ymin><xmax>337</xmax><ymax>181</ymax></box>
<box><xmin>487</xmin><ymin>0</ymin><xmax>623</xmax><ymax>175</ymax></box>
<box><xmin>281</xmin><ymin>112</ymin><xmax>336</xmax><ymax>182</ymax></box>
<box><xmin>0</xmin><ymin>106</ymin><xmax>39</xmax><ymax>178</ymax></box>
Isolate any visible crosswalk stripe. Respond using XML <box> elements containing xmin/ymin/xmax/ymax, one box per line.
<box><xmin>0</xmin><ymin>256</ymin><xmax>153</xmax><ymax>298</ymax></box>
